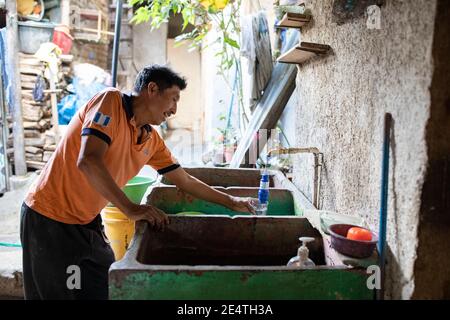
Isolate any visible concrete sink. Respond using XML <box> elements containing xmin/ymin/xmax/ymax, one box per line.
<box><xmin>109</xmin><ymin>168</ymin><xmax>376</xmax><ymax>300</ymax></box>
<box><xmin>109</xmin><ymin>216</ymin><xmax>374</xmax><ymax>299</ymax></box>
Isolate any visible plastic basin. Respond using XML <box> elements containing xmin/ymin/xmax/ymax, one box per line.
<box><xmin>123</xmin><ymin>176</ymin><xmax>155</xmax><ymax>205</ymax></box>
<box><xmin>329</xmin><ymin>224</ymin><xmax>378</xmax><ymax>258</ymax></box>
<box><xmin>18</xmin><ymin>20</ymin><xmax>55</xmax><ymax>54</ymax></box>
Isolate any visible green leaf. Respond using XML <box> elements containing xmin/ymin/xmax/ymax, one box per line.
<box><xmin>128</xmin><ymin>0</ymin><xmax>146</xmax><ymax>6</ymax></box>
<box><xmin>130</xmin><ymin>6</ymin><xmax>151</xmax><ymax>24</ymax></box>
<box><xmin>223</xmin><ymin>36</ymin><xmax>239</xmax><ymax>49</ymax></box>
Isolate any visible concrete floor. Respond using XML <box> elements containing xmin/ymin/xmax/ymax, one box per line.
<box><xmin>0</xmin><ymin>128</ymin><xmax>205</xmax><ymax>298</ymax></box>
<box><xmin>0</xmin><ymin>173</ymin><xmax>37</xmax><ymax>298</ymax></box>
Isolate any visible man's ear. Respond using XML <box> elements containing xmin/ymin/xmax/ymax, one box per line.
<box><xmin>147</xmin><ymin>82</ymin><xmax>159</xmax><ymax>95</ymax></box>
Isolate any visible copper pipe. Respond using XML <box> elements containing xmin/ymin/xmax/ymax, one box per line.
<box><xmin>268</xmin><ymin>147</ymin><xmax>323</xmax><ymax>209</ymax></box>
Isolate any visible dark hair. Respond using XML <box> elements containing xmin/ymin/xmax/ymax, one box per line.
<box><xmin>133</xmin><ymin>64</ymin><xmax>187</xmax><ymax>93</ymax></box>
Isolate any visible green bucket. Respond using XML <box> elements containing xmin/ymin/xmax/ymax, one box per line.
<box><xmin>122</xmin><ymin>176</ymin><xmax>155</xmax><ymax>205</ymax></box>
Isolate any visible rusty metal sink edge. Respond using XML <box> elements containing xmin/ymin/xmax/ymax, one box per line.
<box><xmin>110</xmin><ymin>216</ymin><xmax>351</xmax><ymax>272</ymax></box>
<box><xmin>110</xmin><ymin>168</ymin><xmax>351</xmax><ymax>272</ymax></box>
<box><xmin>108</xmin><ymin>217</ymin><xmax>374</xmax><ymax>300</ymax></box>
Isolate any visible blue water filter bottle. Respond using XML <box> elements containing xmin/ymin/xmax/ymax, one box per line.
<box><xmin>257</xmin><ymin>168</ymin><xmax>270</xmax><ymax>215</ymax></box>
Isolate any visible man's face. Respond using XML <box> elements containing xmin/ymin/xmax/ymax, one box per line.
<box><xmin>146</xmin><ymin>82</ymin><xmax>181</xmax><ymax>125</ymax></box>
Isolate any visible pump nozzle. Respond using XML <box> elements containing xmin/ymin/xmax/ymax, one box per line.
<box><xmin>297</xmin><ymin>237</ymin><xmax>315</xmax><ymax>266</ymax></box>
<box><xmin>299</xmin><ymin>237</ymin><xmax>315</xmax><ymax>246</ymax></box>
<box><xmin>287</xmin><ymin>236</ymin><xmax>316</xmax><ymax>267</ymax></box>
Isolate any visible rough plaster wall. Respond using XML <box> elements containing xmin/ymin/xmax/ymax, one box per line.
<box><xmin>133</xmin><ymin>21</ymin><xmax>168</xmax><ymax>70</ymax></box>
<box><xmin>166</xmin><ymin>39</ymin><xmax>202</xmax><ymax>130</ymax></box>
<box><xmin>279</xmin><ymin>93</ymin><xmax>297</xmax><ymax>147</ymax></box>
<box><xmin>293</xmin><ymin>0</ymin><xmax>436</xmax><ymax>299</ymax></box>
<box><xmin>128</xmin><ymin>21</ymin><xmax>167</xmax><ymax>91</ymax></box>
<box><xmin>413</xmin><ymin>0</ymin><xmax>450</xmax><ymax>299</ymax></box>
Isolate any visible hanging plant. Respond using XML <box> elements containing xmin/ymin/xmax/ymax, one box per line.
<box><xmin>129</xmin><ymin>0</ymin><xmax>246</xmax><ymax>143</ymax></box>
<box><xmin>129</xmin><ymin>0</ymin><xmax>241</xmax><ymax>76</ymax></box>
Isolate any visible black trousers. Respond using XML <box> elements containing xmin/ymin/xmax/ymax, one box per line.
<box><xmin>20</xmin><ymin>203</ymin><xmax>115</xmax><ymax>300</ymax></box>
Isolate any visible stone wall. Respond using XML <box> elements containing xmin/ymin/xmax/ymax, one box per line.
<box><xmin>70</xmin><ymin>42</ymin><xmax>110</xmax><ymax>70</ymax></box>
<box><xmin>69</xmin><ymin>0</ymin><xmax>111</xmax><ymax>71</ymax></box>
<box><xmin>292</xmin><ymin>0</ymin><xmax>440</xmax><ymax>298</ymax></box>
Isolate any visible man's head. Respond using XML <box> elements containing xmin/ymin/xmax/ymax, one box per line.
<box><xmin>133</xmin><ymin>65</ymin><xmax>187</xmax><ymax>126</ymax></box>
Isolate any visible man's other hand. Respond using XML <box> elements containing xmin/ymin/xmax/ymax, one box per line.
<box><xmin>124</xmin><ymin>204</ymin><xmax>170</xmax><ymax>231</ymax></box>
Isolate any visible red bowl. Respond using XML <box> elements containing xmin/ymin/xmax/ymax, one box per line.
<box><xmin>329</xmin><ymin>224</ymin><xmax>378</xmax><ymax>259</ymax></box>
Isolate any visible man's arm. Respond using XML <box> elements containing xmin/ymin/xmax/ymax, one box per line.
<box><xmin>77</xmin><ymin>135</ymin><xmax>169</xmax><ymax>230</ymax></box>
<box><xmin>163</xmin><ymin>167</ymin><xmax>256</xmax><ymax>214</ymax></box>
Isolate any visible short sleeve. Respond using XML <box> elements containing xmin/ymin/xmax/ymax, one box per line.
<box><xmin>80</xmin><ymin>90</ymin><xmax>120</xmax><ymax>145</ymax></box>
<box><xmin>147</xmin><ymin>131</ymin><xmax>180</xmax><ymax>174</ymax></box>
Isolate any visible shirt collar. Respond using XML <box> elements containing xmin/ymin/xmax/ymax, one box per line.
<box><xmin>121</xmin><ymin>92</ymin><xmax>134</xmax><ymax>120</ymax></box>
<box><xmin>121</xmin><ymin>92</ymin><xmax>152</xmax><ymax>133</ymax></box>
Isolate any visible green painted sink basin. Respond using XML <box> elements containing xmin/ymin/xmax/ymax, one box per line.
<box><xmin>109</xmin><ymin>168</ymin><xmax>376</xmax><ymax>300</ymax></box>
<box><xmin>109</xmin><ymin>216</ymin><xmax>375</xmax><ymax>300</ymax></box>
<box><xmin>147</xmin><ymin>186</ymin><xmax>297</xmax><ymax>216</ymax></box>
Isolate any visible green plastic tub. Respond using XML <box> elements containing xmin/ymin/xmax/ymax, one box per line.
<box><xmin>122</xmin><ymin>176</ymin><xmax>155</xmax><ymax>204</ymax></box>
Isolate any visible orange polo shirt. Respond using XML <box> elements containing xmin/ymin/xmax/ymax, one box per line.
<box><xmin>25</xmin><ymin>88</ymin><xmax>180</xmax><ymax>224</ymax></box>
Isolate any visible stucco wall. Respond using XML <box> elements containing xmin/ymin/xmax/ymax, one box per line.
<box><xmin>133</xmin><ymin>21</ymin><xmax>168</xmax><ymax>71</ymax></box>
<box><xmin>166</xmin><ymin>39</ymin><xmax>202</xmax><ymax>130</ymax></box>
<box><xmin>292</xmin><ymin>0</ymin><xmax>437</xmax><ymax>299</ymax></box>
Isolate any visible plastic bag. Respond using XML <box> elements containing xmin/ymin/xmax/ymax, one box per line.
<box><xmin>33</xmin><ymin>75</ymin><xmax>47</xmax><ymax>102</ymax></box>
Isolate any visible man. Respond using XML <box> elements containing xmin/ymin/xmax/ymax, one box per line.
<box><xmin>21</xmin><ymin>65</ymin><xmax>255</xmax><ymax>300</ymax></box>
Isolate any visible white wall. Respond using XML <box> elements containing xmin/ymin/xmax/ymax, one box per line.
<box><xmin>133</xmin><ymin>21</ymin><xmax>168</xmax><ymax>75</ymax></box>
<box><xmin>166</xmin><ymin>39</ymin><xmax>202</xmax><ymax>130</ymax></box>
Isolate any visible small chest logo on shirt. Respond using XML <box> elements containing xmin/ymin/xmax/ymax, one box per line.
<box><xmin>93</xmin><ymin>112</ymin><xmax>111</xmax><ymax>127</ymax></box>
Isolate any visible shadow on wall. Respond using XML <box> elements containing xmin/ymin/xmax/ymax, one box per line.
<box><xmin>384</xmin><ymin>245</ymin><xmax>407</xmax><ymax>299</ymax></box>
<box><xmin>389</xmin><ymin>119</ymin><xmax>402</xmax><ymax>279</ymax></box>
<box><xmin>382</xmin><ymin>115</ymin><xmax>412</xmax><ymax>299</ymax></box>
<box><xmin>321</xmin><ymin>159</ymin><xmax>336</xmax><ymax>210</ymax></box>
<box><xmin>412</xmin><ymin>0</ymin><xmax>450</xmax><ymax>299</ymax></box>
<box><xmin>384</xmin><ymin>122</ymin><xmax>405</xmax><ymax>299</ymax></box>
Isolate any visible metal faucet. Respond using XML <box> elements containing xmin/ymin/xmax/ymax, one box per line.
<box><xmin>267</xmin><ymin>147</ymin><xmax>324</xmax><ymax>209</ymax></box>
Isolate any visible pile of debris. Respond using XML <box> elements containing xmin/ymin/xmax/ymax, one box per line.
<box><xmin>7</xmin><ymin>52</ymin><xmax>73</xmax><ymax>171</ymax></box>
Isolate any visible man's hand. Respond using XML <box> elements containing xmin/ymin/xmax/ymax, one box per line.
<box><xmin>123</xmin><ymin>204</ymin><xmax>170</xmax><ymax>231</ymax></box>
<box><xmin>227</xmin><ymin>196</ymin><xmax>258</xmax><ymax>215</ymax></box>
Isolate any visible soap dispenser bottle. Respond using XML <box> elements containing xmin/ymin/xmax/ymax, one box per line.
<box><xmin>287</xmin><ymin>237</ymin><xmax>316</xmax><ymax>267</ymax></box>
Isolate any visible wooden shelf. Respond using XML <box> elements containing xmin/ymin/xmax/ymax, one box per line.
<box><xmin>78</xmin><ymin>9</ymin><xmax>102</xmax><ymax>20</ymax></box>
<box><xmin>276</xmin><ymin>12</ymin><xmax>311</xmax><ymax>29</ymax></box>
<box><xmin>277</xmin><ymin>42</ymin><xmax>331</xmax><ymax>65</ymax></box>
<box><xmin>70</xmin><ymin>7</ymin><xmax>110</xmax><ymax>43</ymax></box>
